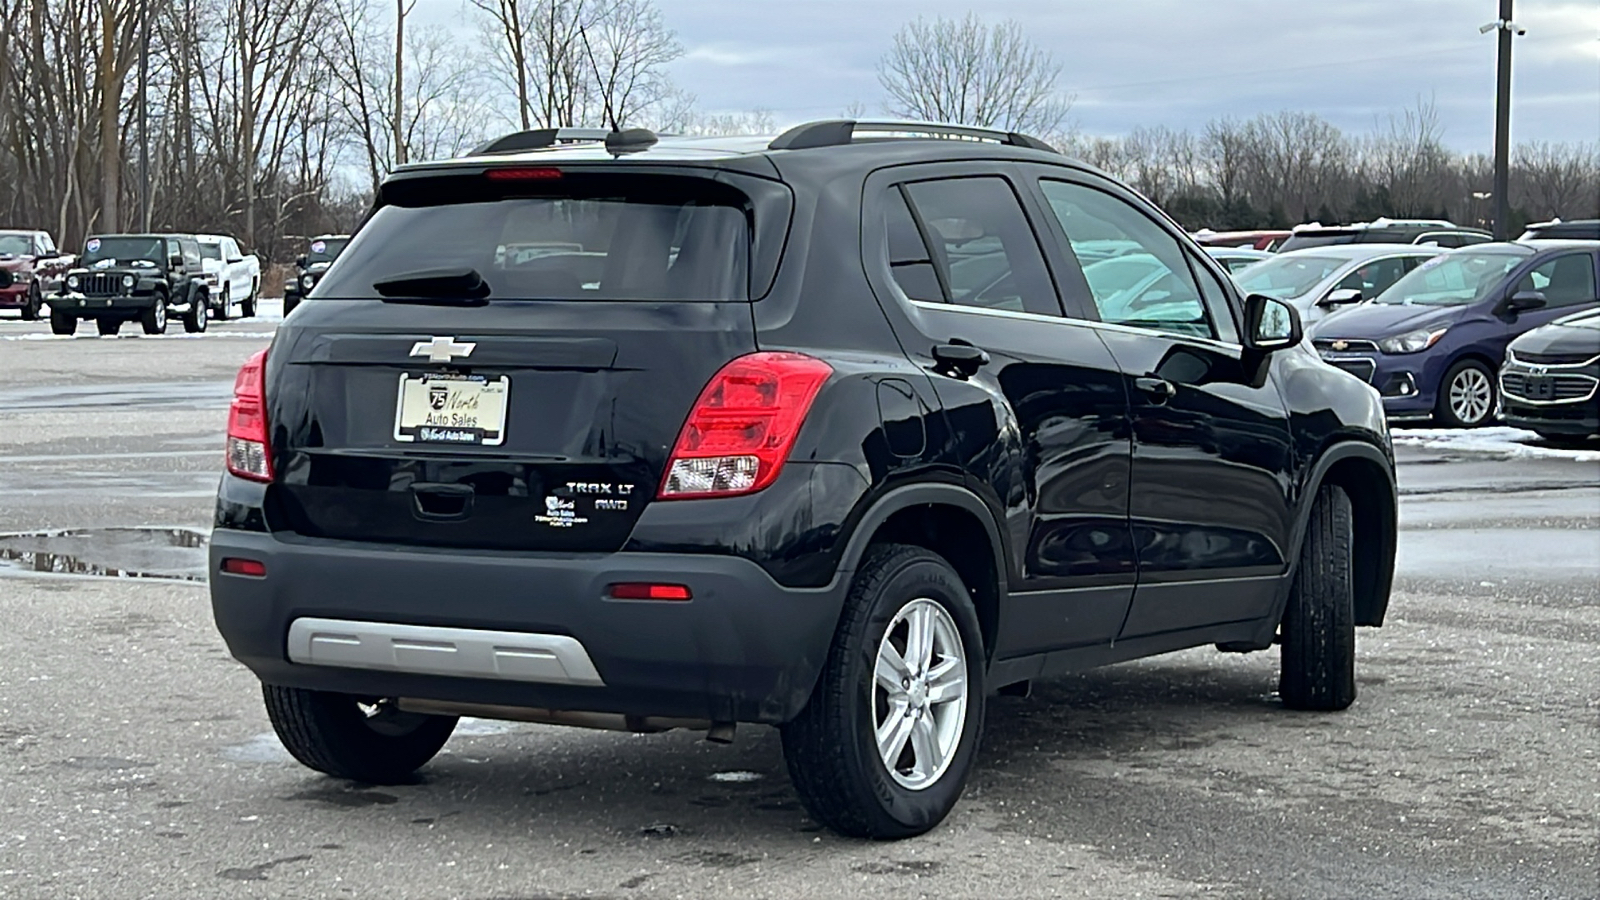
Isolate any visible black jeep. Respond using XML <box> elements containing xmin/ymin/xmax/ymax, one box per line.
<box><xmin>282</xmin><ymin>234</ymin><xmax>350</xmax><ymax>316</ymax></box>
<box><xmin>209</xmin><ymin>122</ymin><xmax>1398</xmax><ymax>839</ymax></box>
<box><xmin>50</xmin><ymin>233</ymin><xmax>210</xmax><ymax>335</ymax></box>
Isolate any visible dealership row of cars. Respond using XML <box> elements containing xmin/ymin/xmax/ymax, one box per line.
<box><xmin>0</xmin><ymin>229</ymin><xmax>352</xmax><ymax>334</ymax></box>
<box><xmin>3</xmin><ymin>215</ymin><xmax>1595</xmax><ymax>440</ymax></box>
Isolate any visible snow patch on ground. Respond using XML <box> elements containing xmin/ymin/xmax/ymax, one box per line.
<box><xmin>1392</xmin><ymin>426</ymin><xmax>1600</xmax><ymax>462</ymax></box>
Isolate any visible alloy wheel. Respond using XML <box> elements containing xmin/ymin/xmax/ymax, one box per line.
<box><xmin>1449</xmin><ymin>367</ymin><xmax>1492</xmax><ymax>425</ymax></box>
<box><xmin>872</xmin><ymin>597</ymin><xmax>969</xmax><ymax>790</ymax></box>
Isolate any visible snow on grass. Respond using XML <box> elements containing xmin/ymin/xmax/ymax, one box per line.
<box><xmin>1391</xmin><ymin>426</ymin><xmax>1600</xmax><ymax>462</ymax></box>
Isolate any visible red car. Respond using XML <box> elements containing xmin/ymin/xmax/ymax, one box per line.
<box><xmin>0</xmin><ymin>229</ymin><xmax>71</xmax><ymax>320</ymax></box>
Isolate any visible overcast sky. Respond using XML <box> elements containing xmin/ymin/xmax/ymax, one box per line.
<box><xmin>418</xmin><ymin>0</ymin><xmax>1600</xmax><ymax>151</ymax></box>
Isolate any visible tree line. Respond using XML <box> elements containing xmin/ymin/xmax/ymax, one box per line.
<box><xmin>1</xmin><ymin>5</ymin><xmax>1595</xmax><ymax>265</ymax></box>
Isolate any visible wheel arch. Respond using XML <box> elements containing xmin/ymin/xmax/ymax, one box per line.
<box><xmin>1281</xmin><ymin>441</ymin><xmax>1397</xmax><ymax>630</ymax></box>
<box><xmin>835</xmin><ymin>484</ymin><xmax>1008</xmax><ymax>662</ymax></box>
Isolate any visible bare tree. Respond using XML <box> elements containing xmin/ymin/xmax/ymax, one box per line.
<box><xmin>1514</xmin><ymin>141</ymin><xmax>1600</xmax><ymax>220</ymax></box>
<box><xmin>877</xmin><ymin>14</ymin><xmax>1069</xmax><ymax>134</ymax></box>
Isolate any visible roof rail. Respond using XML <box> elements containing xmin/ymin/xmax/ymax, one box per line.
<box><xmin>768</xmin><ymin>119</ymin><xmax>1057</xmax><ymax>153</ymax></box>
<box><xmin>468</xmin><ymin>128</ymin><xmax>612</xmax><ymax>156</ymax></box>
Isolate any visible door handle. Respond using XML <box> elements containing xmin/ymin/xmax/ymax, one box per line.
<box><xmin>932</xmin><ymin>341</ymin><xmax>990</xmax><ymax>378</ymax></box>
<box><xmin>1134</xmin><ymin>376</ymin><xmax>1177</xmax><ymax>403</ymax></box>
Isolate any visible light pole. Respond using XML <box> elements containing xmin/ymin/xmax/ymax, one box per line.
<box><xmin>137</xmin><ymin>0</ymin><xmax>151</xmax><ymax>232</ymax></box>
<box><xmin>1480</xmin><ymin>2</ymin><xmax>1526</xmax><ymax>240</ymax></box>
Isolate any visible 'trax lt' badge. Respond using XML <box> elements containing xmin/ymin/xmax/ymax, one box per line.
<box><xmin>410</xmin><ymin>336</ymin><xmax>477</xmax><ymax>363</ymax></box>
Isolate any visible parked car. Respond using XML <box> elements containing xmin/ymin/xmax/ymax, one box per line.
<box><xmin>1279</xmin><ymin>218</ymin><xmax>1490</xmax><ymax>253</ymax></box>
<box><xmin>1519</xmin><ymin>219</ymin><xmax>1600</xmax><ymax>242</ymax></box>
<box><xmin>1231</xmin><ymin>244</ymin><xmax>1443</xmax><ymax>324</ymax></box>
<box><xmin>1499</xmin><ymin>308</ymin><xmax>1600</xmax><ymax>444</ymax></box>
<box><xmin>209</xmin><ymin>120</ymin><xmax>1398</xmax><ymax>840</ymax></box>
<box><xmin>283</xmin><ymin>234</ymin><xmax>350</xmax><ymax>315</ymax></box>
<box><xmin>49</xmin><ymin>233</ymin><xmax>211</xmax><ymax>335</ymax></box>
<box><xmin>0</xmin><ymin>229</ymin><xmax>71</xmax><ymax>320</ymax></box>
<box><xmin>1191</xmin><ymin>229</ymin><xmax>1291</xmax><ymax>251</ymax></box>
<box><xmin>1309</xmin><ymin>241</ymin><xmax>1600</xmax><ymax>427</ymax></box>
<box><xmin>195</xmin><ymin>234</ymin><xmax>261</xmax><ymax>319</ymax></box>
<box><xmin>1204</xmin><ymin>246</ymin><xmax>1273</xmax><ymax>273</ymax></box>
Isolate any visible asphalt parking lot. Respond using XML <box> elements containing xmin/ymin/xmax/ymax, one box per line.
<box><xmin>0</xmin><ymin>308</ymin><xmax>1595</xmax><ymax>899</ymax></box>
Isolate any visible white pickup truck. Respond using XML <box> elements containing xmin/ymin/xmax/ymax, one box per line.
<box><xmin>195</xmin><ymin>234</ymin><xmax>261</xmax><ymax>319</ymax></box>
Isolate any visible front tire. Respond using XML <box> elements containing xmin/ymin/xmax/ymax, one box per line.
<box><xmin>781</xmin><ymin>544</ymin><xmax>986</xmax><ymax>839</ymax></box>
<box><xmin>1280</xmin><ymin>484</ymin><xmax>1357</xmax><ymax>711</ymax></box>
<box><xmin>241</xmin><ymin>283</ymin><xmax>257</xmax><ymax>318</ymax></box>
<box><xmin>263</xmin><ymin>685</ymin><xmax>458</xmax><ymax>784</ymax></box>
<box><xmin>21</xmin><ymin>284</ymin><xmax>42</xmax><ymax>321</ymax></box>
<box><xmin>140</xmin><ymin>299</ymin><xmax>167</xmax><ymax>335</ymax></box>
<box><xmin>215</xmin><ymin>286</ymin><xmax>230</xmax><ymax>321</ymax></box>
<box><xmin>182</xmin><ymin>292</ymin><xmax>207</xmax><ymax>333</ymax></box>
<box><xmin>49</xmin><ymin>309</ymin><xmax>76</xmax><ymax>335</ymax></box>
<box><xmin>1436</xmin><ymin>359</ymin><xmax>1496</xmax><ymax>428</ymax></box>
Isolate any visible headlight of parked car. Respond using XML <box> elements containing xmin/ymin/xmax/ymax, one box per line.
<box><xmin>65</xmin><ymin>274</ymin><xmax>79</xmax><ymax>290</ymax></box>
<box><xmin>1379</xmin><ymin>328</ymin><xmax>1447</xmax><ymax>354</ymax></box>
<box><xmin>121</xmin><ymin>274</ymin><xmax>135</xmax><ymax>289</ymax></box>
<box><xmin>301</xmin><ymin>274</ymin><xmax>316</xmax><ymax>289</ymax></box>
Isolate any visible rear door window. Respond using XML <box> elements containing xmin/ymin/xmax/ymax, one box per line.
<box><xmin>898</xmin><ymin>176</ymin><xmax>1060</xmax><ymax>316</ymax></box>
<box><xmin>318</xmin><ymin>173</ymin><xmax>762</xmax><ymax>302</ymax></box>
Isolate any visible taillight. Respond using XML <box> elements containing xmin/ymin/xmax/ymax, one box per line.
<box><xmin>226</xmin><ymin>349</ymin><xmax>273</xmax><ymax>482</ymax></box>
<box><xmin>659</xmin><ymin>352</ymin><xmax>832</xmax><ymax>499</ymax></box>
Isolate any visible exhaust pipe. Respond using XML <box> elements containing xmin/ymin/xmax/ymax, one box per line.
<box><xmin>396</xmin><ymin>698</ymin><xmax>734</xmax><ymax>741</ymax></box>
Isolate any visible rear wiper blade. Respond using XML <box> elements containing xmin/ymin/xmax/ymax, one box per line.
<box><xmin>373</xmin><ymin>267</ymin><xmax>491</xmax><ymax>304</ymax></box>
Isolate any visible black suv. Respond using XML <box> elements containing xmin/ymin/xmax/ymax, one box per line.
<box><xmin>51</xmin><ymin>233</ymin><xmax>211</xmax><ymax>335</ymax></box>
<box><xmin>1279</xmin><ymin>218</ymin><xmax>1491</xmax><ymax>253</ymax></box>
<box><xmin>209</xmin><ymin>121</ymin><xmax>1398</xmax><ymax>839</ymax></box>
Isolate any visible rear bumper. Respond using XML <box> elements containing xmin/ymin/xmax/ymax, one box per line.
<box><xmin>208</xmin><ymin>528</ymin><xmax>848</xmax><ymax>725</ymax></box>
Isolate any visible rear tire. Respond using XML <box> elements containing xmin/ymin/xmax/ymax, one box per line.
<box><xmin>1280</xmin><ymin>484</ymin><xmax>1357</xmax><ymax>712</ymax></box>
<box><xmin>263</xmin><ymin>685</ymin><xmax>458</xmax><ymax>784</ymax></box>
<box><xmin>781</xmin><ymin>544</ymin><xmax>986</xmax><ymax>839</ymax></box>
<box><xmin>1436</xmin><ymin>359</ymin><xmax>1496</xmax><ymax>428</ymax></box>
<box><xmin>21</xmin><ymin>284</ymin><xmax>42</xmax><ymax>321</ymax></box>
<box><xmin>95</xmin><ymin>317</ymin><xmax>120</xmax><ymax>336</ymax></box>
<box><xmin>49</xmin><ymin>309</ymin><xmax>76</xmax><ymax>335</ymax></box>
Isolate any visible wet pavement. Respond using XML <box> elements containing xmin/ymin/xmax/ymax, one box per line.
<box><xmin>0</xmin><ymin>315</ymin><xmax>1596</xmax><ymax>898</ymax></box>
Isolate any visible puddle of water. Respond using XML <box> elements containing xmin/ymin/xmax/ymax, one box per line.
<box><xmin>0</xmin><ymin>527</ymin><xmax>209</xmax><ymax>582</ymax></box>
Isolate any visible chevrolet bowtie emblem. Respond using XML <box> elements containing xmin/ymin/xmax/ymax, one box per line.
<box><xmin>410</xmin><ymin>336</ymin><xmax>476</xmax><ymax>363</ymax></box>
<box><xmin>1330</xmin><ymin>340</ymin><xmax>1349</xmax><ymax>351</ymax></box>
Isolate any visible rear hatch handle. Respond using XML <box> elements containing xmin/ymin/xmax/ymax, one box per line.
<box><xmin>410</xmin><ymin>482</ymin><xmax>475</xmax><ymax>521</ymax></box>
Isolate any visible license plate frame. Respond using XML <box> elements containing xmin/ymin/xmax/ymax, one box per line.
<box><xmin>393</xmin><ymin>373</ymin><xmax>509</xmax><ymax>446</ymax></box>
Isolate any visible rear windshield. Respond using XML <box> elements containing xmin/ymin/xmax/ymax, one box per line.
<box><xmin>317</xmin><ymin>173</ymin><xmax>757</xmax><ymax>302</ymax></box>
<box><xmin>1234</xmin><ymin>254</ymin><xmax>1345</xmax><ymax>299</ymax></box>
<box><xmin>306</xmin><ymin>238</ymin><xmax>349</xmax><ymax>263</ymax></box>
<box><xmin>1279</xmin><ymin>233</ymin><xmax>1355</xmax><ymax>252</ymax></box>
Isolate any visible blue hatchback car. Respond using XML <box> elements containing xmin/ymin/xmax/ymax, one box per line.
<box><xmin>1307</xmin><ymin>242</ymin><xmax>1600</xmax><ymax>426</ymax></box>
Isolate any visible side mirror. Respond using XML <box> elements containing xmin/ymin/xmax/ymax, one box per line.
<box><xmin>1502</xmin><ymin>290</ymin><xmax>1547</xmax><ymax>313</ymax></box>
<box><xmin>1320</xmin><ymin>287</ymin><xmax>1363</xmax><ymax>308</ymax></box>
<box><xmin>1244</xmin><ymin>293</ymin><xmax>1303</xmax><ymax>352</ymax></box>
<box><xmin>295</xmin><ymin>255</ymin><xmax>308</xmax><ymax>269</ymax></box>
<box><xmin>169</xmin><ymin>256</ymin><xmax>184</xmax><ymax>271</ymax></box>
